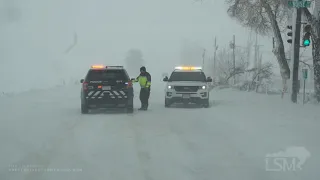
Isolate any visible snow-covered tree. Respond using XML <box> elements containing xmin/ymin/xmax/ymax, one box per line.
<box><xmin>225</xmin><ymin>0</ymin><xmax>290</xmax><ymax>82</ymax></box>
<box><xmin>216</xmin><ymin>46</ymin><xmax>273</xmax><ymax>90</ymax></box>
<box><xmin>247</xmin><ymin>62</ymin><xmax>274</xmax><ymax>91</ymax></box>
<box><xmin>302</xmin><ymin>8</ymin><xmax>320</xmax><ymax>102</ymax></box>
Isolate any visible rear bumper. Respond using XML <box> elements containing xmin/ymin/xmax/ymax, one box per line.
<box><xmin>85</xmin><ymin>98</ymin><xmax>133</xmax><ymax>108</ymax></box>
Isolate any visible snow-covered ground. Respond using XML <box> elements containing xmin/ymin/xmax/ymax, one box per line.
<box><xmin>0</xmin><ymin>83</ymin><xmax>319</xmax><ymax>180</ymax></box>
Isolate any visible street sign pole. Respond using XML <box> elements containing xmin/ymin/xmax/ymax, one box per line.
<box><xmin>302</xmin><ymin>68</ymin><xmax>308</xmax><ymax>104</ymax></box>
<box><xmin>303</xmin><ymin>78</ymin><xmax>306</xmax><ymax>104</ymax></box>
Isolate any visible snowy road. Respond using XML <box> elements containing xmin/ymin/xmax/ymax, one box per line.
<box><xmin>0</xmin><ymin>84</ymin><xmax>319</xmax><ymax>180</ymax></box>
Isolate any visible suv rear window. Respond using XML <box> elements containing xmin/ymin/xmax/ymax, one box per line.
<box><xmin>86</xmin><ymin>69</ymin><xmax>129</xmax><ymax>81</ymax></box>
<box><xmin>169</xmin><ymin>71</ymin><xmax>206</xmax><ymax>82</ymax></box>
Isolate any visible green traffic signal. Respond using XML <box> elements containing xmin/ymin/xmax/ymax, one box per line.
<box><xmin>303</xmin><ymin>39</ymin><xmax>310</xmax><ymax>46</ymax></box>
<box><xmin>302</xmin><ymin>27</ymin><xmax>311</xmax><ymax>47</ymax></box>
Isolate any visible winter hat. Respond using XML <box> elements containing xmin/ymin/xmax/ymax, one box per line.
<box><xmin>140</xmin><ymin>66</ymin><xmax>146</xmax><ymax>71</ymax></box>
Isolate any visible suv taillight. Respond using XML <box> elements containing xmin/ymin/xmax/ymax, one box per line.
<box><xmin>126</xmin><ymin>81</ymin><xmax>133</xmax><ymax>88</ymax></box>
<box><xmin>83</xmin><ymin>82</ymin><xmax>88</xmax><ymax>91</ymax></box>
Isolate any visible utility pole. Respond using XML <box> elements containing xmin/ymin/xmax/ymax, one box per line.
<box><xmin>253</xmin><ymin>32</ymin><xmax>264</xmax><ymax>91</ymax></box>
<box><xmin>229</xmin><ymin>35</ymin><xmax>236</xmax><ymax>84</ymax></box>
<box><xmin>247</xmin><ymin>29</ymin><xmax>253</xmax><ymax>68</ymax></box>
<box><xmin>254</xmin><ymin>33</ymin><xmax>263</xmax><ymax>70</ymax></box>
<box><xmin>255</xmin><ymin>53</ymin><xmax>263</xmax><ymax>92</ymax></box>
<box><xmin>202</xmin><ymin>49</ymin><xmax>206</xmax><ymax>69</ymax></box>
<box><xmin>244</xmin><ymin>30</ymin><xmax>252</xmax><ymax>83</ymax></box>
<box><xmin>213</xmin><ymin>37</ymin><xmax>218</xmax><ymax>77</ymax></box>
<box><xmin>232</xmin><ymin>35</ymin><xmax>236</xmax><ymax>85</ymax></box>
<box><xmin>254</xmin><ymin>32</ymin><xmax>258</xmax><ymax>69</ymax></box>
<box><xmin>255</xmin><ymin>45</ymin><xmax>259</xmax><ymax>67</ymax></box>
<box><xmin>254</xmin><ymin>45</ymin><xmax>261</xmax><ymax>91</ymax></box>
<box><xmin>291</xmin><ymin>7</ymin><xmax>302</xmax><ymax>103</ymax></box>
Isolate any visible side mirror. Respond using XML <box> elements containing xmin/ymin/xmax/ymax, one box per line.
<box><xmin>206</xmin><ymin>77</ymin><xmax>213</xmax><ymax>82</ymax></box>
<box><xmin>80</xmin><ymin>79</ymin><xmax>84</xmax><ymax>83</ymax></box>
<box><xmin>163</xmin><ymin>76</ymin><xmax>168</xmax><ymax>82</ymax></box>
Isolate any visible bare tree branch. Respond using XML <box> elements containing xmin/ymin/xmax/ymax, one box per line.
<box><xmin>216</xmin><ymin>47</ymin><xmax>249</xmax><ymax>84</ymax></box>
<box><xmin>299</xmin><ymin>60</ymin><xmax>313</xmax><ymax>69</ymax></box>
<box><xmin>64</xmin><ymin>32</ymin><xmax>77</xmax><ymax>54</ymax></box>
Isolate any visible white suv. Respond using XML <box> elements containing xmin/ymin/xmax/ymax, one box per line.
<box><xmin>163</xmin><ymin>66</ymin><xmax>213</xmax><ymax>108</ymax></box>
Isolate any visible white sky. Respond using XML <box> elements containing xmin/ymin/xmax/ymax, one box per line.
<box><xmin>0</xmin><ymin>0</ymin><xmax>313</xmax><ymax>92</ymax></box>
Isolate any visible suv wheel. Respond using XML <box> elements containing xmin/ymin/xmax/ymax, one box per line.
<box><xmin>81</xmin><ymin>103</ymin><xmax>89</xmax><ymax>114</ymax></box>
<box><xmin>126</xmin><ymin>107</ymin><xmax>134</xmax><ymax>113</ymax></box>
<box><xmin>165</xmin><ymin>98</ymin><xmax>171</xmax><ymax>107</ymax></box>
<box><xmin>126</xmin><ymin>98</ymin><xmax>134</xmax><ymax>113</ymax></box>
<box><xmin>203</xmin><ymin>99</ymin><xmax>209</xmax><ymax>108</ymax></box>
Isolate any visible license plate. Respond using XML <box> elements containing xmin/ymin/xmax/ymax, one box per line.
<box><xmin>182</xmin><ymin>94</ymin><xmax>190</xmax><ymax>99</ymax></box>
<box><xmin>102</xmin><ymin>86</ymin><xmax>111</xmax><ymax>90</ymax></box>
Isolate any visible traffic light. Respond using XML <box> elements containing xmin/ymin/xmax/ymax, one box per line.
<box><xmin>302</xmin><ymin>24</ymin><xmax>311</xmax><ymax>47</ymax></box>
<box><xmin>287</xmin><ymin>25</ymin><xmax>293</xmax><ymax>44</ymax></box>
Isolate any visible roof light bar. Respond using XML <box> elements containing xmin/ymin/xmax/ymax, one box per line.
<box><xmin>107</xmin><ymin>66</ymin><xmax>124</xmax><ymax>69</ymax></box>
<box><xmin>91</xmin><ymin>65</ymin><xmax>124</xmax><ymax>69</ymax></box>
<box><xmin>91</xmin><ymin>65</ymin><xmax>105</xmax><ymax>69</ymax></box>
<box><xmin>175</xmin><ymin>66</ymin><xmax>202</xmax><ymax>70</ymax></box>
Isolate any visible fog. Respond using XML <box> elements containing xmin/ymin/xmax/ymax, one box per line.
<box><xmin>1</xmin><ymin>0</ymin><xmax>276</xmax><ymax>93</ymax></box>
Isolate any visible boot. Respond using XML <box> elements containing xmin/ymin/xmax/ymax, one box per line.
<box><xmin>138</xmin><ymin>104</ymin><xmax>145</xmax><ymax>110</ymax></box>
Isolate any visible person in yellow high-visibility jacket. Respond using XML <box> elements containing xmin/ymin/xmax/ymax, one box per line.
<box><xmin>132</xmin><ymin>66</ymin><xmax>151</xmax><ymax>110</ymax></box>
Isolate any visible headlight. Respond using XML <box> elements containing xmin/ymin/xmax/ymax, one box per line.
<box><xmin>201</xmin><ymin>85</ymin><xmax>206</xmax><ymax>89</ymax></box>
<box><xmin>168</xmin><ymin>85</ymin><xmax>172</xmax><ymax>89</ymax></box>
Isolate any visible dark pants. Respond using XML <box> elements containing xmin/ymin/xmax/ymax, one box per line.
<box><xmin>139</xmin><ymin>88</ymin><xmax>150</xmax><ymax>109</ymax></box>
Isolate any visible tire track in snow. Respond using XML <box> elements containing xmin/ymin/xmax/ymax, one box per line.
<box><xmin>130</xmin><ymin>117</ymin><xmax>154</xmax><ymax>180</ymax></box>
<box><xmin>167</xmin><ymin>111</ymin><xmax>213</xmax><ymax>179</ymax></box>
<box><xmin>128</xmin><ymin>104</ymin><xmax>198</xmax><ymax>180</ymax></box>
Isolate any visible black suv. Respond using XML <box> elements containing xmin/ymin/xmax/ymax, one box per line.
<box><xmin>80</xmin><ymin>65</ymin><xmax>134</xmax><ymax>114</ymax></box>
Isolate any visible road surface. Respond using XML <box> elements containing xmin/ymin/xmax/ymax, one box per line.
<box><xmin>0</xmin><ymin>84</ymin><xmax>319</xmax><ymax>180</ymax></box>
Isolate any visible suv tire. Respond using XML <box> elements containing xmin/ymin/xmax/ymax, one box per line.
<box><xmin>81</xmin><ymin>103</ymin><xmax>89</xmax><ymax>114</ymax></box>
<box><xmin>203</xmin><ymin>99</ymin><xmax>209</xmax><ymax>108</ymax></box>
<box><xmin>127</xmin><ymin>107</ymin><xmax>133</xmax><ymax>113</ymax></box>
<box><xmin>165</xmin><ymin>98</ymin><xmax>171</xmax><ymax>107</ymax></box>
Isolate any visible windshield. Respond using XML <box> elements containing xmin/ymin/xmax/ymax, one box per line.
<box><xmin>169</xmin><ymin>71</ymin><xmax>206</xmax><ymax>81</ymax></box>
<box><xmin>86</xmin><ymin>70</ymin><xmax>129</xmax><ymax>81</ymax></box>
